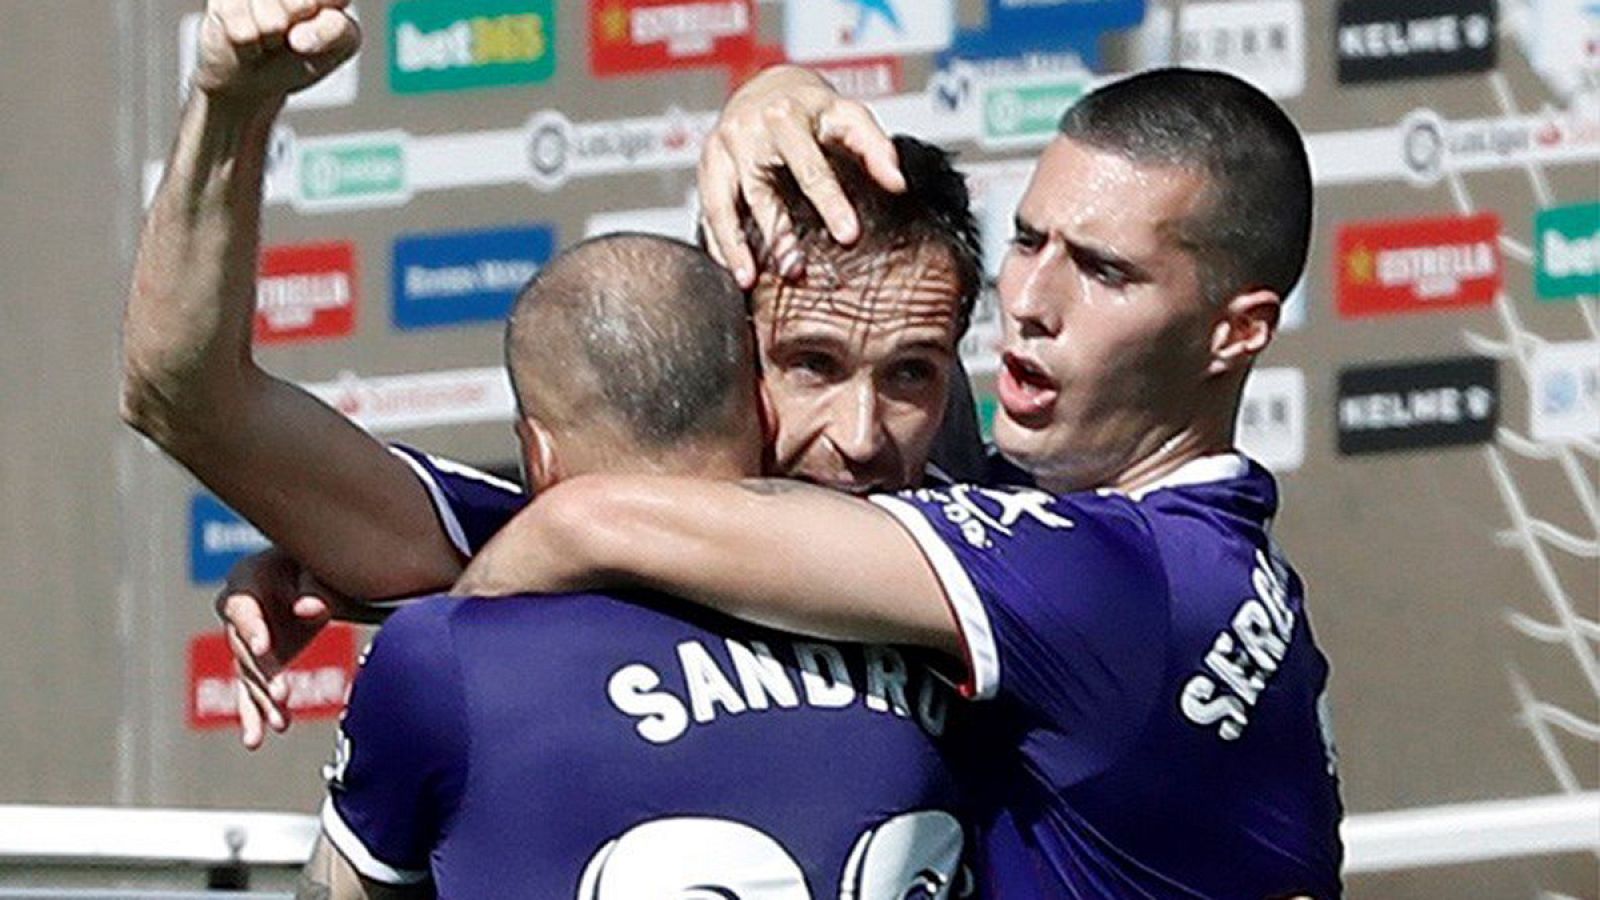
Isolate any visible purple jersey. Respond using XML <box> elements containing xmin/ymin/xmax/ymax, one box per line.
<box><xmin>323</xmin><ymin>591</ymin><xmax>971</xmax><ymax>897</ymax></box>
<box><xmin>389</xmin><ymin>444</ymin><xmax>960</xmax><ymax>556</ymax></box>
<box><xmin>869</xmin><ymin>453</ymin><xmax>1344</xmax><ymax>898</ymax></box>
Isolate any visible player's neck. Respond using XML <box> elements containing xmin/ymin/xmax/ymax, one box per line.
<box><xmin>1117</xmin><ymin>393</ymin><xmax>1249</xmax><ymax>493</ymax></box>
<box><xmin>584</xmin><ymin>443</ymin><xmax>758</xmax><ymax>482</ymax></box>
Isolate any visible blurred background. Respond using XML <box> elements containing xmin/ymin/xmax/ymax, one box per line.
<box><xmin>0</xmin><ymin>0</ymin><xmax>1596</xmax><ymax>896</ymax></box>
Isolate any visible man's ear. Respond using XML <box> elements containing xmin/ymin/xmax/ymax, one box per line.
<box><xmin>1208</xmin><ymin>289</ymin><xmax>1279</xmax><ymax>376</ymax></box>
<box><xmin>519</xmin><ymin>416</ymin><xmax>562</xmax><ymax>492</ymax></box>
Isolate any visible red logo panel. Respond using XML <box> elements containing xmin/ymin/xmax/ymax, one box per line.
<box><xmin>813</xmin><ymin>56</ymin><xmax>903</xmax><ymax>99</ymax></box>
<box><xmin>187</xmin><ymin>624</ymin><xmax>358</xmax><ymax>730</ymax></box>
<box><xmin>255</xmin><ymin>241</ymin><xmax>358</xmax><ymax>344</ymax></box>
<box><xmin>590</xmin><ymin>0</ymin><xmax>756</xmax><ymax>77</ymax></box>
<box><xmin>1337</xmin><ymin>213</ymin><xmax>1501</xmax><ymax>318</ymax></box>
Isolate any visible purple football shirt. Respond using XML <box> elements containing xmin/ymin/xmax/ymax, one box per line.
<box><xmin>324</xmin><ymin>590</ymin><xmax>971</xmax><ymax>897</ymax></box>
<box><xmin>869</xmin><ymin>453</ymin><xmax>1344</xmax><ymax>898</ymax></box>
<box><xmin>386</xmin><ymin>446</ymin><xmax>1344</xmax><ymax>897</ymax></box>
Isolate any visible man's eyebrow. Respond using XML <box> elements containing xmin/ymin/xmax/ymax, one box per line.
<box><xmin>892</xmin><ymin>336</ymin><xmax>956</xmax><ymax>357</ymax></box>
<box><xmin>1015</xmin><ymin>213</ymin><xmax>1151</xmax><ymax>281</ymax></box>
<box><xmin>1067</xmin><ymin>240</ymin><xmax>1151</xmax><ymax>282</ymax></box>
<box><xmin>767</xmin><ymin>327</ymin><xmax>852</xmax><ymax>349</ymax></box>
<box><xmin>1013</xmin><ymin>214</ymin><xmax>1043</xmax><ymax>237</ymax></box>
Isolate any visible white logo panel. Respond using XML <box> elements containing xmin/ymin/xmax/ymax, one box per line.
<box><xmin>784</xmin><ymin>0</ymin><xmax>955</xmax><ymax>63</ymax></box>
<box><xmin>1237</xmin><ymin>368</ymin><xmax>1307</xmax><ymax>473</ymax></box>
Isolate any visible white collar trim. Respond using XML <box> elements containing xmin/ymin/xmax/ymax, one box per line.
<box><xmin>1104</xmin><ymin>452</ymin><xmax>1249</xmax><ymax>502</ymax></box>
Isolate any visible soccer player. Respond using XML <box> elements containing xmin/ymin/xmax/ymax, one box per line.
<box><xmin>297</xmin><ymin>233</ymin><xmax>967</xmax><ymax>898</ymax></box>
<box><xmin>119</xmin><ymin>0</ymin><xmax>982</xmax><ymax>744</ymax></box>
<box><xmin>447</xmin><ymin>68</ymin><xmax>1346</xmax><ymax>897</ymax></box>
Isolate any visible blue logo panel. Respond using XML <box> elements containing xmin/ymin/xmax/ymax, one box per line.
<box><xmin>392</xmin><ymin>224</ymin><xmax>557</xmax><ymax>330</ymax></box>
<box><xmin>951</xmin><ymin>0</ymin><xmax>1143</xmax><ymax>59</ymax></box>
<box><xmin>188</xmin><ymin>494</ymin><xmax>272</xmax><ymax>585</ymax></box>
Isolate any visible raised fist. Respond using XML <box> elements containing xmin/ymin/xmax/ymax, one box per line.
<box><xmin>193</xmin><ymin>0</ymin><xmax>360</xmax><ymax>103</ymax></box>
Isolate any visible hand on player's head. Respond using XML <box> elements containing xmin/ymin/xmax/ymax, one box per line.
<box><xmin>215</xmin><ymin>548</ymin><xmax>334</xmax><ymax>750</ymax></box>
<box><xmin>194</xmin><ymin>0</ymin><xmax>360</xmax><ymax>104</ymax></box>
<box><xmin>699</xmin><ymin>65</ymin><xmax>905</xmax><ymax>289</ymax></box>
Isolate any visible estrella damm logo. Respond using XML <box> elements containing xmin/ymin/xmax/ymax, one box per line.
<box><xmin>388</xmin><ymin>0</ymin><xmax>555</xmax><ymax>95</ymax></box>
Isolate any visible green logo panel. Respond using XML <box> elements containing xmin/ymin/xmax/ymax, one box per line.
<box><xmin>983</xmin><ymin>80</ymin><xmax>1088</xmax><ymax>142</ymax></box>
<box><xmin>1535</xmin><ymin>202</ymin><xmax>1599</xmax><ymax>301</ymax></box>
<box><xmin>389</xmin><ymin>0</ymin><xmax>556</xmax><ymax>95</ymax></box>
<box><xmin>300</xmin><ymin>140</ymin><xmax>405</xmax><ymax>204</ymax></box>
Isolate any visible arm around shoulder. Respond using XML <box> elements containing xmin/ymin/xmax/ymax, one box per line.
<box><xmin>457</xmin><ymin>475</ymin><xmax>964</xmax><ymax>657</ymax></box>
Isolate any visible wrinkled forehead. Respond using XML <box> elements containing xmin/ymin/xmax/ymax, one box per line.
<box><xmin>751</xmin><ymin>244</ymin><xmax>963</xmax><ymax>347</ymax></box>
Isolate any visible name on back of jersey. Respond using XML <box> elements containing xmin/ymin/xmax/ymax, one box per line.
<box><xmin>607</xmin><ymin>637</ymin><xmax>952</xmax><ymax>746</ymax></box>
<box><xmin>1178</xmin><ymin>548</ymin><xmax>1298</xmax><ymax>741</ymax></box>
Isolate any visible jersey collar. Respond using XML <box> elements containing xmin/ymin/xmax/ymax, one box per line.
<box><xmin>1110</xmin><ymin>452</ymin><xmax>1250</xmax><ymax>502</ymax></box>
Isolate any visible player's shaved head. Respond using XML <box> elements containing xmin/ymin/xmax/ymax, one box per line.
<box><xmin>505</xmin><ymin>233</ymin><xmax>757</xmax><ymax>466</ymax></box>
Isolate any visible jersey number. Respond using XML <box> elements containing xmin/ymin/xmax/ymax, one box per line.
<box><xmin>577</xmin><ymin>811</ymin><xmax>965</xmax><ymax>899</ymax></box>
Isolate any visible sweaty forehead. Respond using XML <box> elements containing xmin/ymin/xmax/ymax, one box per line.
<box><xmin>753</xmin><ymin>246</ymin><xmax>962</xmax><ymax>344</ymax></box>
<box><xmin>1021</xmin><ymin>138</ymin><xmax>1210</xmax><ymax>252</ymax></box>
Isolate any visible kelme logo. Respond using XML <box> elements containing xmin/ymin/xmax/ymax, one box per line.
<box><xmin>1535</xmin><ymin>203</ymin><xmax>1599</xmax><ymax>301</ymax></box>
<box><xmin>389</xmin><ymin>0</ymin><xmax>555</xmax><ymax>95</ymax></box>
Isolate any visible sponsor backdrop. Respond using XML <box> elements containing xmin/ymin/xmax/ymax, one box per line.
<box><xmin>0</xmin><ymin>1</ymin><xmax>1595</xmax><ymax>896</ymax></box>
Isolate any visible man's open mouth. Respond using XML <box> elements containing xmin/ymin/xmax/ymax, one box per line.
<box><xmin>998</xmin><ymin>351</ymin><xmax>1060</xmax><ymax>422</ymax></box>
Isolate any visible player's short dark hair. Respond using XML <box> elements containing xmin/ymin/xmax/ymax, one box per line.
<box><xmin>505</xmin><ymin>233</ymin><xmax>753</xmax><ymax>447</ymax></box>
<box><xmin>1058</xmin><ymin>67</ymin><xmax>1312</xmax><ymax>304</ymax></box>
<box><xmin>740</xmin><ymin>135</ymin><xmax>983</xmax><ymax>333</ymax></box>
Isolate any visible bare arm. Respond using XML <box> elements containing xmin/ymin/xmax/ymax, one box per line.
<box><xmin>120</xmin><ymin>0</ymin><xmax>460</xmax><ymax>599</ymax></box>
<box><xmin>455</xmin><ymin>476</ymin><xmax>962</xmax><ymax>657</ymax></box>
<box><xmin>296</xmin><ymin>834</ymin><xmax>434</xmax><ymax>900</ymax></box>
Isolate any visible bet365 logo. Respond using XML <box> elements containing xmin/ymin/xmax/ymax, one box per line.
<box><xmin>1535</xmin><ymin>203</ymin><xmax>1600</xmax><ymax>302</ymax></box>
<box><xmin>388</xmin><ymin>0</ymin><xmax>555</xmax><ymax>95</ymax></box>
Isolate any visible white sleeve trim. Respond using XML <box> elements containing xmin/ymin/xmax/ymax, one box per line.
<box><xmin>869</xmin><ymin>495</ymin><xmax>1000</xmax><ymax>701</ymax></box>
<box><xmin>320</xmin><ymin>798</ymin><xmax>431</xmax><ymax>885</ymax></box>
<box><xmin>388</xmin><ymin>446</ymin><xmax>472</xmax><ymax>558</ymax></box>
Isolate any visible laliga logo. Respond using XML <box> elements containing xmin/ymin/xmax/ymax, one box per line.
<box><xmin>527</xmin><ymin>110</ymin><xmax>574</xmax><ymax>191</ymax></box>
<box><xmin>1400</xmin><ymin>108</ymin><xmax>1446</xmax><ymax>185</ymax></box>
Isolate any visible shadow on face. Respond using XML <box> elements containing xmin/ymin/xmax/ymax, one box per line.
<box><xmin>753</xmin><ymin>243</ymin><xmax>965</xmax><ymax>494</ymax></box>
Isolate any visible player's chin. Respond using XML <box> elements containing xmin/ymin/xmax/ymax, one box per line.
<box><xmin>992</xmin><ymin>415</ymin><xmax>1050</xmax><ymax>466</ymax></box>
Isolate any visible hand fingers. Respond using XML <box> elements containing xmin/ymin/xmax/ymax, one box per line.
<box><xmin>819</xmin><ymin>101</ymin><xmax>904</xmax><ymax>193</ymax></box>
<box><xmin>293</xmin><ymin>566</ymin><xmax>336</xmax><ymax>620</ymax></box>
<box><xmin>241</xmin><ymin>654</ymin><xmax>287</xmax><ymax>732</ymax></box>
<box><xmin>234</xmin><ymin>625</ymin><xmax>285</xmax><ymax>686</ymax></box>
<box><xmin>286</xmin><ymin>7</ymin><xmax>360</xmax><ymax>58</ymax></box>
<box><xmin>735</xmin><ymin>161</ymin><xmax>796</xmax><ymax>277</ymax></box>
<box><xmin>210</xmin><ymin>0</ymin><xmax>264</xmax><ymax>63</ymax></box>
<box><xmin>243</xmin><ymin>665</ymin><xmax>287</xmax><ymax>732</ymax></box>
<box><xmin>698</xmin><ymin>136</ymin><xmax>757</xmax><ymax>287</ymax></box>
<box><xmin>248</xmin><ymin>0</ymin><xmax>291</xmax><ymax>42</ymax></box>
<box><xmin>293</xmin><ymin>593</ymin><xmax>332</xmax><ymax>621</ymax></box>
<box><xmin>219</xmin><ymin>590</ymin><xmax>273</xmax><ymax>658</ymax></box>
<box><xmin>236</xmin><ymin>679</ymin><xmax>265</xmax><ymax>750</ymax></box>
<box><xmin>767</xmin><ymin>102</ymin><xmax>859</xmax><ymax>245</ymax></box>
<box><xmin>283</xmin><ymin>0</ymin><xmax>352</xmax><ymax>18</ymax></box>
<box><xmin>227</xmin><ymin>624</ymin><xmax>285</xmax><ymax>728</ymax></box>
